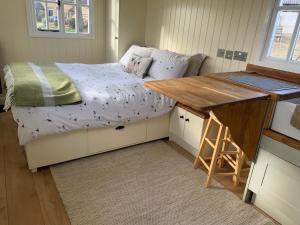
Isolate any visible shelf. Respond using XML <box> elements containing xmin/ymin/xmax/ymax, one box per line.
<box><xmin>263</xmin><ymin>129</ymin><xmax>300</xmax><ymax>152</ymax></box>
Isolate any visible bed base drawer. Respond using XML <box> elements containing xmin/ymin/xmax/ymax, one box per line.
<box><xmin>24</xmin><ymin>113</ymin><xmax>170</xmax><ymax>171</ymax></box>
<box><xmin>25</xmin><ymin>130</ymin><xmax>88</xmax><ymax>170</ymax></box>
<box><xmin>88</xmin><ymin>121</ymin><xmax>147</xmax><ymax>154</ymax></box>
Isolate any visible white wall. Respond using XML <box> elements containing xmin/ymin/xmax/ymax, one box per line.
<box><xmin>105</xmin><ymin>0</ymin><xmax>119</xmax><ymax>62</ymax></box>
<box><xmin>105</xmin><ymin>0</ymin><xmax>147</xmax><ymax>63</ymax></box>
<box><xmin>145</xmin><ymin>0</ymin><xmax>276</xmax><ymax>75</ymax></box>
<box><xmin>0</xmin><ymin>0</ymin><xmax>106</xmax><ymax>66</ymax></box>
<box><xmin>118</xmin><ymin>0</ymin><xmax>147</xmax><ymax>58</ymax></box>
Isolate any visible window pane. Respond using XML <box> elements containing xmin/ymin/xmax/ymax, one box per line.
<box><xmin>269</xmin><ymin>11</ymin><xmax>298</xmax><ymax>59</ymax></box>
<box><xmin>63</xmin><ymin>0</ymin><xmax>75</xmax><ymax>4</ymax></box>
<box><xmin>64</xmin><ymin>4</ymin><xmax>76</xmax><ymax>33</ymax></box>
<box><xmin>77</xmin><ymin>0</ymin><xmax>89</xmax><ymax>5</ymax></box>
<box><xmin>35</xmin><ymin>1</ymin><xmax>47</xmax><ymax>30</ymax></box>
<box><xmin>78</xmin><ymin>6</ymin><xmax>89</xmax><ymax>33</ymax></box>
<box><xmin>280</xmin><ymin>0</ymin><xmax>300</xmax><ymax>6</ymax></box>
<box><xmin>47</xmin><ymin>2</ymin><xmax>59</xmax><ymax>30</ymax></box>
<box><xmin>292</xmin><ymin>30</ymin><xmax>300</xmax><ymax>61</ymax></box>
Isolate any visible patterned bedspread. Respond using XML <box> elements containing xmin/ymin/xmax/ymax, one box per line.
<box><xmin>11</xmin><ymin>63</ymin><xmax>175</xmax><ymax>145</ymax></box>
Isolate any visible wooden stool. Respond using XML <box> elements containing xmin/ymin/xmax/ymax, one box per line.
<box><xmin>193</xmin><ymin>111</ymin><xmax>246</xmax><ymax>187</ymax></box>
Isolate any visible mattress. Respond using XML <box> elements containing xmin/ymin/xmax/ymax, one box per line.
<box><xmin>8</xmin><ymin>63</ymin><xmax>175</xmax><ymax>145</ymax></box>
<box><xmin>271</xmin><ymin>97</ymin><xmax>300</xmax><ymax>141</ymax></box>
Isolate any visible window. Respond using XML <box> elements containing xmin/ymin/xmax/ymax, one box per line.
<box><xmin>26</xmin><ymin>0</ymin><xmax>94</xmax><ymax>38</ymax></box>
<box><xmin>263</xmin><ymin>0</ymin><xmax>300</xmax><ymax>64</ymax></box>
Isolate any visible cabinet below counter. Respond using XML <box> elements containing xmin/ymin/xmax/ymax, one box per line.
<box><xmin>247</xmin><ymin>136</ymin><xmax>300</xmax><ymax>225</ymax></box>
<box><xmin>169</xmin><ymin>106</ymin><xmax>215</xmax><ymax>157</ymax></box>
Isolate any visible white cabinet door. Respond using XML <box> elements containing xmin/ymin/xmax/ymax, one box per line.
<box><xmin>170</xmin><ymin>106</ymin><xmax>186</xmax><ymax>138</ymax></box>
<box><xmin>183</xmin><ymin>111</ymin><xmax>205</xmax><ymax>150</ymax></box>
<box><xmin>249</xmin><ymin>148</ymin><xmax>300</xmax><ymax>225</ymax></box>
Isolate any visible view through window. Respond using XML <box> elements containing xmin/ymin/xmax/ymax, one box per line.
<box><xmin>28</xmin><ymin>0</ymin><xmax>92</xmax><ymax>37</ymax></box>
<box><xmin>266</xmin><ymin>0</ymin><xmax>300</xmax><ymax>62</ymax></box>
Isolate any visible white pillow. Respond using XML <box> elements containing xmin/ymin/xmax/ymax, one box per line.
<box><xmin>120</xmin><ymin>45</ymin><xmax>154</xmax><ymax>66</ymax></box>
<box><xmin>123</xmin><ymin>54</ymin><xmax>153</xmax><ymax>78</ymax></box>
<box><xmin>148</xmin><ymin>49</ymin><xmax>189</xmax><ymax>80</ymax></box>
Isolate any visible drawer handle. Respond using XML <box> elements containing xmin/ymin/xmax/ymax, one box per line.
<box><xmin>185</xmin><ymin>118</ymin><xmax>190</xmax><ymax>122</ymax></box>
<box><xmin>180</xmin><ymin>115</ymin><xmax>184</xmax><ymax>119</ymax></box>
<box><xmin>115</xmin><ymin>125</ymin><xmax>125</xmax><ymax>130</ymax></box>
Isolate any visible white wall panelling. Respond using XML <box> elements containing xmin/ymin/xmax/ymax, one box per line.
<box><xmin>145</xmin><ymin>0</ymin><xmax>276</xmax><ymax>74</ymax></box>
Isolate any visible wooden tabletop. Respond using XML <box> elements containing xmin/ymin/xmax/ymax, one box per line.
<box><xmin>145</xmin><ymin>76</ymin><xmax>269</xmax><ymax>112</ymax></box>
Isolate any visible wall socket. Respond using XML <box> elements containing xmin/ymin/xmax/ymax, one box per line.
<box><xmin>217</xmin><ymin>48</ymin><xmax>225</xmax><ymax>58</ymax></box>
<box><xmin>233</xmin><ymin>51</ymin><xmax>248</xmax><ymax>62</ymax></box>
<box><xmin>217</xmin><ymin>48</ymin><xmax>248</xmax><ymax>62</ymax></box>
<box><xmin>225</xmin><ymin>50</ymin><xmax>234</xmax><ymax>60</ymax></box>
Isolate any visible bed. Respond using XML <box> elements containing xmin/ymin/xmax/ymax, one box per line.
<box><xmin>4</xmin><ymin>45</ymin><xmax>206</xmax><ymax>172</ymax></box>
<box><xmin>5</xmin><ymin>62</ymin><xmax>174</xmax><ymax>171</ymax></box>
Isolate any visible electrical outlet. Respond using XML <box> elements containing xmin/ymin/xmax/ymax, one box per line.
<box><xmin>233</xmin><ymin>51</ymin><xmax>248</xmax><ymax>62</ymax></box>
<box><xmin>225</xmin><ymin>50</ymin><xmax>233</xmax><ymax>60</ymax></box>
<box><xmin>217</xmin><ymin>48</ymin><xmax>225</xmax><ymax>58</ymax></box>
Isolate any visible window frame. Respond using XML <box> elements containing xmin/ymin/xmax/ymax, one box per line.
<box><xmin>26</xmin><ymin>0</ymin><xmax>95</xmax><ymax>39</ymax></box>
<box><xmin>262</xmin><ymin>0</ymin><xmax>300</xmax><ymax>66</ymax></box>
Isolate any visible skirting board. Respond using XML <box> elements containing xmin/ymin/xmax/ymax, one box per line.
<box><xmin>25</xmin><ymin>113</ymin><xmax>170</xmax><ymax>171</ymax></box>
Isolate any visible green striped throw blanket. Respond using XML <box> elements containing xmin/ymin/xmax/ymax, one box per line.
<box><xmin>4</xmin><ymin>63</ymin><xmax>81</xmax><ymax>109</ymax></box>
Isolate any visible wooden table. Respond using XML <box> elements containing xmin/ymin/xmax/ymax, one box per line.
<box><xmin>145</xmin><ymin>75</ymin><xmax>270</xmax><ymax>161</ymax></box>
<box><xmin>145</xmin><ymin>64</ymin><xmax>300</xmax><ymax>159</ymax></box>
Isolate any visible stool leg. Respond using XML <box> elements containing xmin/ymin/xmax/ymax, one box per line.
<box><xmin>233</xmin><ymin>149</ymin><xmax>245</xmax><ymax>186</ymax></box>
<box><xmin>193</xmin><ymin>117</ymin><xmax>212</xmax><ymax>169</ymax></box>
<box><xmin>205</xmin><ymin>124</ymin><xmax>224</xmax><ymax>188</ymax></box>
<box><xmin>218</xmin><ymin>127</ymin><xmax>229</xmax><ymax>168</ymax></box>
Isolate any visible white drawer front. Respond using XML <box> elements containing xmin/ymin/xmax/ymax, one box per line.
<box><xmin>170</xmin><ymin>106</ymin><xmax>186</xmax><ymax>138</ymax></box>
<box><xmin>183</xmin><ymin>111</ymin><xmax>205</xmax><ymax>150</ymax></box>
<box><xmin>88</xmin><ymin>121</ymin><xmax>147</xmax><ymax>154</ymax></box>
<box><xmin>26</xmin><ymin>130</ymin><xmax>88</xmax><ymax>169</ymax></box>
<box><xmin>249</xmin><ymin>149</ymin><xmax>300</xmax><ymax>225</ymax></box>
<box><xmin>147</xmin><ymin>113</ymin><xmax>170</xmax><ymax>141</ymax></box>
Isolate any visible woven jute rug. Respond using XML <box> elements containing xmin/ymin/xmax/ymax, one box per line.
<box><xmin>51</xmin><ymin>141</ymin><xmax>273</xmax><ymax>225</ymax></box>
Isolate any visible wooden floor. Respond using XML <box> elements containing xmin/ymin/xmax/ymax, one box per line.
<box><xmin>0</xmin><ymin>112</ymin><xmax>70</xmax><ymax>225</ymax></box>
<box><xmin>0</xmin><ymin>111</ymin><xmax>264</xmax><ymax>225</ymax></box>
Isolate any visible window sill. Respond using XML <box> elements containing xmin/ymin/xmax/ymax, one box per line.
<box><xmin>256</xmin><ymin>57</ymin><xmax>300</xmax><ymax>74</ymax></box>
<box><xmin>28</xmin><ymin>31</ymin><xmax>95</xmax><ymax>39</ymax></box>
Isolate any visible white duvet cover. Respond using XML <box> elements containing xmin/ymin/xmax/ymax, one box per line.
<box><xmin>10</xmin><ymin>63</ymin><xmax>175</xmax><ymax>145</ymax></box>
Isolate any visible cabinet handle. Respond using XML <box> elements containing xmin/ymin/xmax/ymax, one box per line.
<box><xmin>185</xmin><ymin>118</ymin><xmax>190</xmax><ymax>122</ymax></box>
<box><xmin>180</xmin><ymin>115</ymin><xmax>184</xmax><ymax>119</ymax></box>
<box><xmin>115</xmin><ymin>125</ymin><xmax>125</xmax><ymax>130</ymax></box>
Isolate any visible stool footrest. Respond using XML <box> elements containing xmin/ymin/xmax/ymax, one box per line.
<box><xmin>222</xmin><ymin>155</ymin><xmax>237</xmax><ymax>168</ymax></box>
<box><xmin>214</xmin><ymin>172</ymin><xmax>235</xmax><ymax>176</ymax></box>
<box><xmin>197</xmin><ymin>156</ymin><xmax>210</xmax><ymax>171</ymax></box>
<box><xmin>220</xmin><ymin>151</ymin><xmax>239</xmax><ymax>154</ymax></box>
<box><xmin>204</xmin><ymin>138</ymin><xmax>216</xmax><ymax>148</ymax></box>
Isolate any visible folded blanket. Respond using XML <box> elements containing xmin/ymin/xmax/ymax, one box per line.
<box><xmin>4</xmin><ymin>63</ymin><xmax>81</xmax><ymax>110</ymax></box>
<box><xmin>291</xmin><ymin>105</ymin><xmax>300</xmax><ymax>130</ymax></box>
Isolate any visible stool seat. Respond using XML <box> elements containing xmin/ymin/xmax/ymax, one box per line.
<box><xmin>194</xmin><ymin>111</ymin><xmax>247</xmax><ymax>187</ymax></box>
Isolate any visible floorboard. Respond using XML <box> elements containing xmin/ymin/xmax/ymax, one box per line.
<box><xmin>0</xmin><ymin>116</ymin><xmax>8</xmax><ymax>225</ymax></box>
<box><xmin>2</xmin><ymin>112</ymin><xmax>45</xmax><ymax>225</ymax></box>
<box><xmin>0</xmin><ymin>112</ymin><xmax>70</xmax><ymax>225</ymax></box>
<box><xmin>33</xmin><ymin>168</ymin><xmax>71</xmax><ymax>225</ymax></box>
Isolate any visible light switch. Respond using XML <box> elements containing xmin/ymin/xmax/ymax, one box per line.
<box><xmin>225</xmin><ymin>50</ymin><xmax>233</xmax><ymax>60</ymax></box>
<box><xmin>217</xmin><ymin>49</ymin><xmax>225</xmax><ymax>58</ymax></box>
<box><xmin>233</xmin><ymin>51</ymin><xmax>248</xmax><ymax>62</ymax></box>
